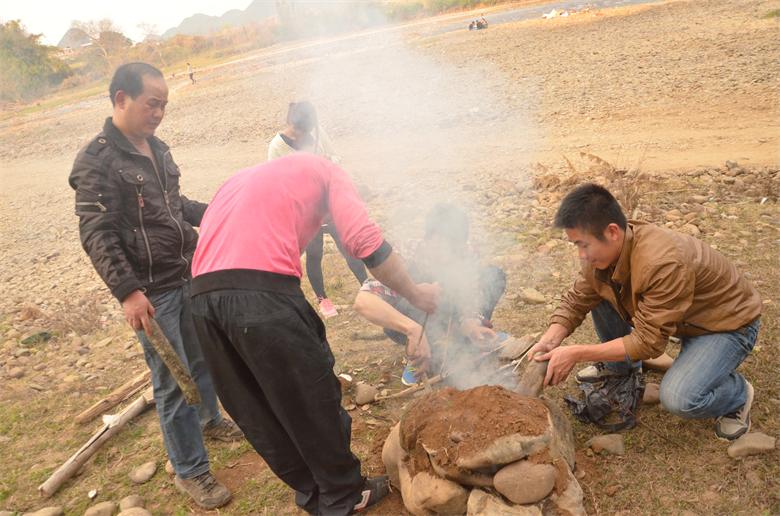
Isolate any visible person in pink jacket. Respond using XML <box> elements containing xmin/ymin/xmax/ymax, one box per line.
<box><xmin>190</xmin><ymin>153</ymin><xmax>438</xmax><ymax>515</ymax></box>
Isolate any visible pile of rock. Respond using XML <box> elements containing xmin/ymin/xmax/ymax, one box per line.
<box><xmin>382</xmin><ymin>385</ymin><xmax>585</xmax><ymax>515</ymax></box>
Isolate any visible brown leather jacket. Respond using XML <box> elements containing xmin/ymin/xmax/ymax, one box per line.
<box><xmin>550</xmin><ymin>221</ymin><xmax>762</xmax><ymax>360</ymax></box>
<box><xmin>69</xmin><ymin>118</ymin><xmax>207</xmax><ymax>302</ymax></box>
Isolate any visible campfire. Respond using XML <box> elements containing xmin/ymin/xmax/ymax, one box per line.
<box><xmin>381</xmin><ymin>340</ymin><xmax>586</xmax><ymax>515</ymax></box>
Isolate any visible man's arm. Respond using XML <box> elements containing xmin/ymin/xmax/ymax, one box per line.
<box><xmin>367</xmin><ymin>252</ymin><xmax>438</xmax><ymax>313</ymax></box>
<box><xmin>353</xmin><ymin>291</ymin><xmax>431</xmax><ymax>370</ymax></box>
<box><xmin>69</xmin><ymin>147</ymin><xmax>154</xmax><ymax>332</ymax></box>
<box><xmin>181</xmin><ymin>195</ymin><xmax>207</xmax><ymax>227</ymax></box>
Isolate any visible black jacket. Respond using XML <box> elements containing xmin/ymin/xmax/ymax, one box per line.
<box><xmin>69</xmin><ymin>117</ymin><xmax>207</xmax><ymax>301</ymax></box>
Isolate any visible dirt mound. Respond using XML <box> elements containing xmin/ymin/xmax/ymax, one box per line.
<box><xmin>400</xmin><ymin>385</ymin><xmax>549</xmax><ymax>475</ymax></box>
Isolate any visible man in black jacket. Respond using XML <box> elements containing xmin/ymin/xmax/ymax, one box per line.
<box><xmin>69</xmin><ymin>62</ymin><xmax>241</xmax><ymax>510</ymax></box>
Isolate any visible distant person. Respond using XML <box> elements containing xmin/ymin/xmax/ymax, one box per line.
<box><xmin>268</xmin><ymin>101</ymin><xmax>368</xmax><ymax>318</ymax></box>
<box><xmin>527</xmin><ymin>184</ymin><xmax>762</xmax><ymax>440</ymax></box>
<box><xmin>187</xmin><ymin>62</ymin><xmax>195</xmax><ymax>84</ymax></box>
<box><xmin>68</xmin><ymin>63</ymin><xmax>243</xmax><ymax>509</ymax></box>
<box><xmin>189</xmin><ymin>152</ymin><xmax>439</xmax><ymax>515</ymax></box>
<box><xmin>354</xmin><ymin>204</ymin><xmax>506</xmax><ymax>385</ymax></box>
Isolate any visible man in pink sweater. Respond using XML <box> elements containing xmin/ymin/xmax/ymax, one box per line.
<box><xmin>190</xmin><ymin>153</ymin><xmax>438</xmax><ymax>515</ymax></box>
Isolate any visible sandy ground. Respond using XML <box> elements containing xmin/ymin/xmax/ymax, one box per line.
<box><xmin>0</xmin><ymin>0</ymin><xmax>778</xmax><ymax>514</ymax></box>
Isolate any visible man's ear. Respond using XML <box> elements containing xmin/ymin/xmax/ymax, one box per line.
<box><xmin>114</xmin><ymin>90</ymin><xmax>127</xmax><ymax>109</ymax></box>
<box><xmin>604</xmin><ymin>223</ymin><xmax>622</xmax><ymax>241</ymax></box>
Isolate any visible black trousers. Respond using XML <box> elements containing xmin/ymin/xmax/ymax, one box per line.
<box><xmin>191</xmin><ymin>288</ymin><xmax>363</xmax><ymax>515</ymax></box>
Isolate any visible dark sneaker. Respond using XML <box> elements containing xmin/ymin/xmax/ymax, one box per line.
<box><xmin>715</xmin><ymin>380</ymin><xmax>754</xmax><ymax>440</ymax></box>
<box><xmin>203</xmin><ymin>418</ymin><xmax>244</xmax><ymax>443</ymax></box>
<box><xmin>174</xmin><ymin>471</ymin><xmax>231</xmax><ymax>509</ymax></box>
<box><xmin>352</xmin><ymin>476</ymin><xmax>390</xmax><ymax>513</ymax></box>
<box><xmin>575</xmin><ymin>362</ymin><xmax>628</xmax><ymax>383</ymax></box>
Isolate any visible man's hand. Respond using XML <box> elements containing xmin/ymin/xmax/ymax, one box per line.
<box><xmin>535</xmin><ymin>345</ymin><xmax>581</xmax><ymax>386</ymax></box>
<box><xmin>405</xmin><ymin>323</ymin><xmax>432</xmax><ymax>375</ymax></box>
<box><xmin>527</xmin><ymin>323</ymin><xmax>570</xmax><ymax>362</ymax></box>
<box><xmin>122</xmin><ymin>290</ymin><xmax>155</xmax><ymax>334</ymax></box>
<box><xmin>461</xmin><ymin>318</ymin><xmax>496</xmax><ymax>349</ymax></box>
<box><xmin>408</xmin><ymin>282</ymin><xmax>440</xmax><ymax>314</ymax></box>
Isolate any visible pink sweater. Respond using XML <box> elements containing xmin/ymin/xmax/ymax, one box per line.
<box><xmin>192</xmin><ymin>153</ymin><xmax>384</xmax><ymax>279</ymax></box>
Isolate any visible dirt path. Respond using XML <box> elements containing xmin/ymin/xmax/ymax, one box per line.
<box><xmin>0</xmin><ymin>0</ymin><xmax>778</xmax><ymax>514</ymax></box>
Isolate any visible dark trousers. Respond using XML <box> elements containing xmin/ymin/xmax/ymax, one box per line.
<box><xmin>191</xmin><ymin>288</ymin><xmax>363</xmax><ymax>515</ymax></box>
<box><xmin>305</xmin><ymin>225</ymin><xmax>368</xmax><ymax>299</ymax></box>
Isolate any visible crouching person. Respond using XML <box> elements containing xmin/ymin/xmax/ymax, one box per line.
<box><xmin>189</xmin><ymin>153</ymin><xmax>439</xmax><ymax>515</ymax></box>
<box><xmin>354</xmin><ymin>203</ymin><xmax>506</xmax><ymax>385</ymax></box>
<box><xmin>528</xmin><ymin>183</ymin><xmax>761</xmax><ymax>440</ymax></box>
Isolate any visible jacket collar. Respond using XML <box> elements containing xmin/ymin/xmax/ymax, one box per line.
<box><xmin>103</xmin><ymin>117</ymin><xmax>169</xmax><ymax>157</ymax></box>
<box><xmin>594</xmin><ymin>223</ymin><xmax>634</xmax><ymax>285</ymax></box>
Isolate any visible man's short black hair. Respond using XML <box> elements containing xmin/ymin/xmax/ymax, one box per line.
<box><xmin>554</xmin><ymin>183</ymin><xmax>627</xmax><ymax>239</ymax></box>
<box><xmin>109</xmin><ymin>62</ymin><xmax>163</xmax><ymax>106</ymax></box>
<box><xmin>424</xmin><ymin>203</ymin><xmax>469</xmax><ymax>245</ymax></box>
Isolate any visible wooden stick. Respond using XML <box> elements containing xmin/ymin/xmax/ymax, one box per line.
<box><xmin>144</xmin><ymin>319</ymin><xmax>201</xmax><ymax>406</ymax></box>
<box><xmin>376</xmin><ymin>374</ymin><xmax>443</xmax><ymax>400</ymax></box>
<box><xmin>74</xmin><ymin>370</ymin><xmax>151</xmax><ymax>425</ymax></box>
<box><xmin>38</xmin><ymin>387</ymin><xmax>155</xmax><ymax>497</ymax></box>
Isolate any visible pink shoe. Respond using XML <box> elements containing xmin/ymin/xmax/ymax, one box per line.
<box><xmin>318</xmin><ymin>297</ymin><xmax>339</xmax><ymax>318</ymax></box>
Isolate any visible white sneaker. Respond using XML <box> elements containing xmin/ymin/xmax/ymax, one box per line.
<box><xmin>715</xmin><ymin>380</ymin><xmax>753</xmax><ymax>440</ymax></box>
<box><xmin>574</xmin><ymin>362</ymin><xmax>627</xmax><ymax>383</ymax></box>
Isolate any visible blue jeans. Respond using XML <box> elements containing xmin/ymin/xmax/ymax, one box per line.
<box><xmin>592</xmin><ymin>301</ymin><xmax>760</xmax><ymax>419</ymax></box>
<box><xmin>136</xmin><ymin>284</ymin><xmax>222</xmax><ymax>479</ymax></box>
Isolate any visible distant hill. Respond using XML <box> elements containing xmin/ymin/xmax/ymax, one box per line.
<box><xmin>161</xmin><ymin>0</ymin><xmax>277</xmax><ymax>39</ymax></box>
<box><xmin>57</xmin><ymin>27</ymin><xmax>91</xmax><ymax>48</ymax></box>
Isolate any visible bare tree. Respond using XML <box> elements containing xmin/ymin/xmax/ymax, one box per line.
<box><xmin>71</xmin><ymin>18</ymin><xmax>131</xmax><ymax>69</ymax></box>
<box><xmin>137</xmin><ymin>22</ymin><xmax>168</xmax><ymax>67</ymax></box>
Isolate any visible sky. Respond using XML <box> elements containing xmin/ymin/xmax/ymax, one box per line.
<box><xmin>0</xmin><ymin>0</ymin><xmax>254</xmax><ymax>45</ymax></box>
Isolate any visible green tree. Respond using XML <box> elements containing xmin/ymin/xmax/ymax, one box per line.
<box><xmin>0</xmin><ymin>20</ymin><xmax>71</xmax><ymax>102</ymax></box>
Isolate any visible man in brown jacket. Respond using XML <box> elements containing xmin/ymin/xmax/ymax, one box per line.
<box><xmin>528</xmin><ymin>183</ymin><xmax>761</xmax><ymax>440</ymax></box>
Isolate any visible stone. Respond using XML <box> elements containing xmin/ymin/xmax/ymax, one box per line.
<box><xmin>643</xmin><ymin>383</ymin><xmax>660</xmax><ymax>405</ymax></box>
<box><xmin>119</xmin><ymin>495</ymin><xmax>144</xmax><ymax>511</ymax></box>
<box><xmin>727</xmin><ymin>432</ymin><xmax>776</xmax><ymax>458</ymax></box>
<box><xmin>544</xmin><ymin>398</ymin><xmax>576</xmax><ymax>470</ymax></box>
<box><xmin>117</xmin><ymin>510</ymin><xmax>151</xmax><ymax>516</ymax></box>
<box><xmin>549</xmin><ymin>466</ymin><xmax>586</xmax><ymax>516</ymax></box>
<box><xmin>410</xmin><ymin>471</ymin><xmax>469</xmax><ymax>514</ymax></box>
<box><xmin>466</xmin><ymin>489</ymin><xmax>541</xmax><ymax>515</ymax></box>
<box><xmin>690</xmin><ymin>194</ymin><xmax>708</xmax><ymax>203</ymax></box>
<box><xmin>498</xmin><ymin>334</ymin><xmax>537</xmax><ymax>360</ymax></box>
<box><xmin>129</xmin><ymin>461</ymin><xmax>157</xmax><ymax>484</ymax></box>
<box><xmin>381</xmin><ymin>423</ymin><xmax>406</xmax><ymax>489</ymax></box>
<box><xmin>7</xmin><ymin>367</ymin><xmax>24</xmax><ymax>379</ymax></box>
<box><xmin>680</xmin><ymin>223</ymin><xmax>701</xmax><ymax>236</ymax></box>
<box><xmin>164</xmin><ymin>459</ymin><xmax>174</xmax><ymax>475</ymax></box>
<box><xmin>665</xmin><ymin>209</ymin><xmax>683</xmax><ymax>221</ymax></box>
<box><xmin>457</xmin><ymin>431</ymin><xmax>551</xmax><ymax>470</ymax></box>
<box><xmin>494</xmin><ymin>460</ymin><xmax>556</xmax><ymax>504</ymax></box>
<box><xmin>23</xmin><ymin>507</ymin><xmax>64</xmax><ymax>516</ymax></box>
<box><xmin>586</xmin><ymin>434</ymin><xmax>625</xmax><ymax>455</ymax></box>
<box><xmin>84</xmin><ymin>501</ymin><xmax>117</xmax><ymax>516</ymax></box>
<box><xmin>354</xmin><ymin>383</ymin><xmax>378</xmax><ymax>405</ymax></box>
<box><xmin>397</xmin><ymin>459</ymin><xmax>427</xmax><ymax>516</ymax></box>
<box><xmin>519</xmin><ymin>288</ymin><xmax>546</xmax><ymax>305</ymax></box>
